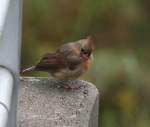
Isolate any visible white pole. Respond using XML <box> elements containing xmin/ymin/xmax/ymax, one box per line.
<box><xmin>0</xmin><ymin>0</ymin><xmax>22</xmax><ymax>73</ymax></box>
<box><xmin>0</xmin><ymin>67</ymin><xmax>14</xmax><ymax>127</ymax></box>
<box><xmin>0</xmin><ymin>0</ymin><xmax>22</xmax><ymax>126</ymax></box>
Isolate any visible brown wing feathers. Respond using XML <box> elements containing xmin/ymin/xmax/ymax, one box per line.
<box><xmin>21</xmin><ymin>43</ymin><xmax>82</xmax><ymax>74</ymax></box>
<box><xmin>35</xmin><ymin>53</ymin><xmax>67</xmax><ymax>71</ymax></box>
<box><xmin>21</xmin><ymin>53</ymin><xmax>67</xmax><ymax>74</ymax></box>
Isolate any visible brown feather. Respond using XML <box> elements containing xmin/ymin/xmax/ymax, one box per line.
<box><xmin>81</xmin><ymin>58</ymin><xmax>92</xmax><ymax>70</ymax></box>
<box><xmin>35</xmin><ymin>53</ymin><xmax>67</xmax><ymax>71</ymax></box>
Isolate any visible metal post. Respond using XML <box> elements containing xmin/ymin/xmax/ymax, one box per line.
<box><xmin>0</xmin><ymin>67</ymin><xmax>14</xmax><ymax>127</ymax></box>
<box><xmin>0</xmin><ymin>0</ymin><xmax>22</xmax><ymax>126</ymax></box>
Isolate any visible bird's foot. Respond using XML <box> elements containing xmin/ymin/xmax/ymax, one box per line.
<box><xmin>58</xmin><ymin>80</ymin><xmax>81</xmax><ymax>90</ymax></box>
<box><xmin>63</xmin><ymin>84</ymin><xmax>81</xmax><ymax>90</ymax></box>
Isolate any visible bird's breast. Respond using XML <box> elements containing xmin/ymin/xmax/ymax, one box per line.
<box><xmin>81</xmin><ymin>58</ymin><xmax>92</xmax><ymax>70</ymax></box>
<box><xmin>52</xmin><ymin>66</ymin><xmax>84</xmax><ymax>80</ymax></box>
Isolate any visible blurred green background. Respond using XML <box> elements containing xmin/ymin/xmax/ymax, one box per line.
<box><xmin>21</xmin><ymin>0</ymin><xmax>150</xmax><ymax>127</ymax></box>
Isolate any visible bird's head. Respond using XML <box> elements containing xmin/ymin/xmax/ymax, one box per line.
<box><xmin>79</xmin><ymin>36</ymin><xmax>95</xmax><ymax>61</ymax></box>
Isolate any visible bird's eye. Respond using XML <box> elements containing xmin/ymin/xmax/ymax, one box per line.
<box><xmin>80</xmin><ymin>48</ymin><xmax>91</xmax><ymax>57</ymax></box>
<box><xmin>81</xmin><ymin>48</ymin><xmax>85</xmax><ymax>52</ymax></box>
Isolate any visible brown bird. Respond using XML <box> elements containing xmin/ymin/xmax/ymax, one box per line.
<box><xmin>21</xmin><ymin>36</ymin><xmax>94</xmax><ymax>88</ymax></box>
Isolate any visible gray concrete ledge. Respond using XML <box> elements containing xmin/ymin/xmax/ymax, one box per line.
<box><xmin>17</xmin><ymin>77</ymin><xmax>99</xmax><ymax>127</ymax></box>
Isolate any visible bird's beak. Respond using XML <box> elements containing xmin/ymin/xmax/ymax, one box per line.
<box><xmin>82</xmin><ymin>54</ymin><xmax>89</xmax><ymax>60</ymax></box>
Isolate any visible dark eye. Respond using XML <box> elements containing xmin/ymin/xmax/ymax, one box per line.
<box><xmin>81</xmin><ymin>48</ymin><xmax>85</xmax><ymax>52</ymax></box>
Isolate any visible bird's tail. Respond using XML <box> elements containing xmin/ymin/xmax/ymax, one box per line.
<box><xmin>21</xmin><ymin>66</ymin><xmax>36</xmax><ymax>74</ymax></box>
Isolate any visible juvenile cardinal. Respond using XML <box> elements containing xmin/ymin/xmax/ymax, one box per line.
<box><xmin>21</xmin><ymin>36</ymin><xmax>94</xmax><ymax>88</ymax></box>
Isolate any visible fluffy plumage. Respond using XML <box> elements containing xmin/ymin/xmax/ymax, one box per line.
<box><xmin>21</xmin><ymin>36</ymin><xmax>94</xmax><ymax>80</ymax></box>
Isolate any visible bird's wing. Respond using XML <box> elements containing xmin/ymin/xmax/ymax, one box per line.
<box><xmin>66</xmin><ymin>55</ymin><xmax>82</xmax><ymax>70</ymax></box>
<box><xmin>56</xmin><ymin>43</ymin><xmax>82</xmax><ymax>70</ymax></box>
<box><xmin>35</xmin><ymin>53</ymin><xmax>67</xmax><ymax>71</ymax></box>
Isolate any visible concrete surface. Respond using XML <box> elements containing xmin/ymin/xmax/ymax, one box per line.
<box><xmin>17</xmin><ymin>77</ymin><xmax>99</xmax><ymax>127</ymax></box>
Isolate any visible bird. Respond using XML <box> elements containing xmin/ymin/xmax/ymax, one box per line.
<box><xmin>21</xmin><ymin>36</ymin><xmax>95</xmax><ymax>89</ymax></box>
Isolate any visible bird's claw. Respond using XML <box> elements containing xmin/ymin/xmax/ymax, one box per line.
<box><xmin>63</xmin><ymin>84</ymin><xmax>81</xmax><ymax>90</ymax></box>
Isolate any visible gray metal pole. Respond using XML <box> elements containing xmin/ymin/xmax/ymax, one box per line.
<box><xmin>0</xmin><ymin>0</ymin><xmax>22</xmax><ymax>73</ymax></box>
<box><xmin>0</xmin><ymin>0</ymin><xmax>22</xmax><ymax>126</ymax></box>
<box><xmin>0</xmin><ymin>67</ymin><xmax>14</xmax><ymax>127</ymax></box>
